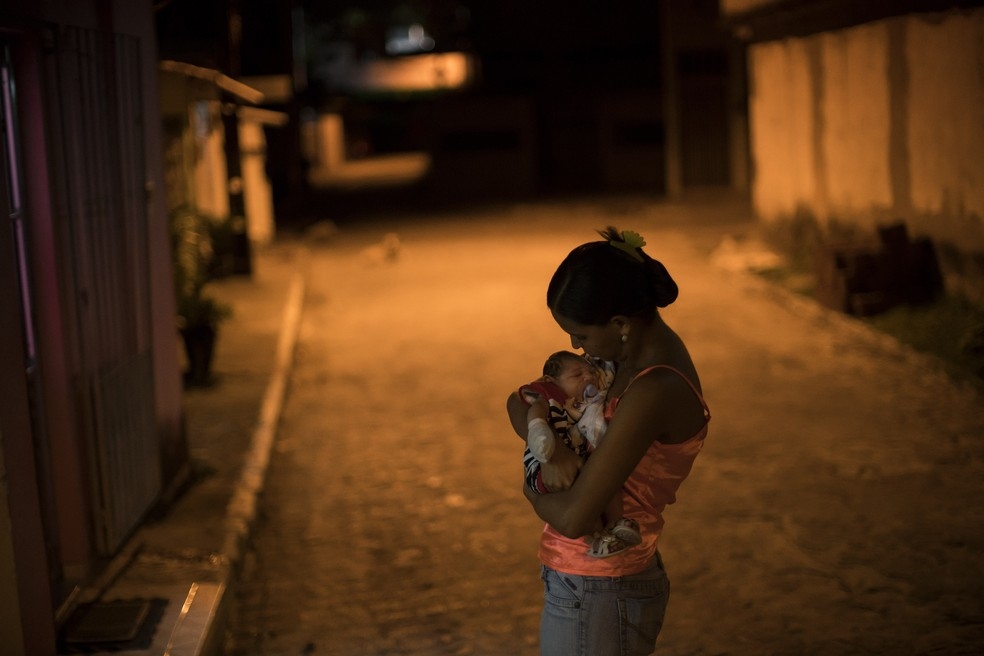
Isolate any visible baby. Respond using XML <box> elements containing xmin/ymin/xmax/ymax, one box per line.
<box><xmin>518</xmin><ymin>351</ymin><xmax>641</xmax><ymax>558</ymax></box>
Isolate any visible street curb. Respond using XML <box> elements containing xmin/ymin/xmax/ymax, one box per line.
<box><xmin>205</xmin><ymin>248</ymin><xmax>308</xmax><ymax>655</ymax></box>
<box><xmin>222</xmin><ymin>261</ymin><xmax>307</xmax><ymax>564</ymax></box>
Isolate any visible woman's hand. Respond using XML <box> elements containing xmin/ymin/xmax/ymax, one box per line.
<box><xmin>540</xmin><ymin>445</ymin><xmax>582</xmax><ymax>491</ymax></box>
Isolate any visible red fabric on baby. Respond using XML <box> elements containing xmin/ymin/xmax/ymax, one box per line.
<box><xmin>518</xmin><ymin>379</ymin><xmax>568</xmax><ymax>406</ymax></box>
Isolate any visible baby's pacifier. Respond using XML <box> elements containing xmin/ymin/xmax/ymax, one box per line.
<box><xmin>583</xmin><ymin>383</ymin><xmax>599</xmax><ymax>401</ymax></box>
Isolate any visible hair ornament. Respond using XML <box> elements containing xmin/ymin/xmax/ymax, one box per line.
<box><xmin>610</xmin><ymin>230</ymin><xmax>646</xmax><ymax>262</ymax></box>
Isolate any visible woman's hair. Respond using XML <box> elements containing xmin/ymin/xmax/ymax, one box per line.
<box><xmin>547</xmin><ymin>226</ymin><xmax>678</xmax><ymax>325</ymax></box>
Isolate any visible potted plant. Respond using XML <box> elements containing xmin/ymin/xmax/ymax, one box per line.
<box><xmin>176</xmin><ymin>291</ymin><xmax>232</xmax><ymax>387</ymax></box>
<box><xmin>171</xmin><ymin>206</ymin><xmax>232</xmax><ymax>387</ymax></box>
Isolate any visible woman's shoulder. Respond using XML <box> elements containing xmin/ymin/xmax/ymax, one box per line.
<box><xmin>618</xmin><ymin>365</ymin><xmax>707</xmax><ymax>444</ymax></box>
<box><xmin>634</xmin><ymin>363</ymin><xmax>701</xmax><ymax>394</ymax></box>
<box><xmin>619</xmin><ymin>365</ymin><xmax>697</xmax><ymax>406</ymax></box>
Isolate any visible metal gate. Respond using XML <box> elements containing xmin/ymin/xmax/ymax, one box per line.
<box><xmin>44</xmin><ymin>26</ymin><xmax>160</xmax><ymax>555</ymax></box>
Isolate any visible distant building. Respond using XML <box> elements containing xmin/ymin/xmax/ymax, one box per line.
<box><xmin>722</xmin><ymin>0</ymin><xmax>984</xmax><ymax>302</ymax></box>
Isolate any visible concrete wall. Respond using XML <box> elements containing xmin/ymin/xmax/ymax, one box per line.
<box><xmin>907</xmin><ymin>14</ymin><xmax>984</xmax><ymax>244</ymax></box>
<box><xmin>196</xmin><ymin>102</ymin><xmax>233</xmax><ymax>219</ymax></box>
<box><xmin>747</xmin><ymin>8</ymin><xmax>984</xmax><ymax>299</ymax></box>
<box><xmin>820</xmin><ymin>24</ymin><xmax>894</xmax><ymax>217</ymax></box>
<box><xmin>748</xmin><ymin>37</ymin><xmax>816</xmax><ymax>218</ymax></box>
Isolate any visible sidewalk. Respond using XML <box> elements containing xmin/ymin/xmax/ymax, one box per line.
<box><xmin>58</xmin><ymin>240</ymin><xmax>307</xmax><ymax>656</ymax></box>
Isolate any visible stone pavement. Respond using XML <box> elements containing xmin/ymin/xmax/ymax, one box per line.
<box><xmin>64</xmin><ymin>193</ymin><xmax>984</xmax><ymax>655</ymax></box>
<box><xmin>239</xmin><ymin>194</ymin><xmax>982</xmax><ymax>655</ymax></box>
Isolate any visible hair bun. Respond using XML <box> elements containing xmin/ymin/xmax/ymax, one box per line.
<box><xmin>647</xmin><ymin>257</ymin><xmax>678</xmax><ymax>307</ymax></box>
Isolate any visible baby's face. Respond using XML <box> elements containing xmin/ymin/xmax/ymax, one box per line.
<box><xmin>553</xmin><ymin>359</ymin><xmax>600</xmax><ymax>400</ymax></box>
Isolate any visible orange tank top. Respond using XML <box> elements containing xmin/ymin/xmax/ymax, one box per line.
<box><xmin>537</xmin><ymin>364</ymin><xmax>710</xmax><ymax>576</ymax></box>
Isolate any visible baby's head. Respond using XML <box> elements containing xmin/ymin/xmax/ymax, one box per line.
<box><xmin>542</xmin><ymin>351</ymin><xmax>601</xmax><ymax>400</ymax></box>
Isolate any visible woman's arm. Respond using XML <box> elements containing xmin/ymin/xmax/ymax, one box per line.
<box><xmin>524</xmin><ymin>370</ymin><xmax>701</xmax><ymax>538</ymax></box>
<box><xmin>506</xmin><ymin>391</ymin><xmax>532</xmax><ymax>438</ymax></box>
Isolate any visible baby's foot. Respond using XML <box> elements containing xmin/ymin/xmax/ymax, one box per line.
<box><xmin>587</xmin><ymin>533</ymin><xmax>630</xmax><ymax>558</ymax></box>
<box><xmin>609</xmin><ymin>518</ymin><xmax>642</xmax><ymax>546</ymax></box>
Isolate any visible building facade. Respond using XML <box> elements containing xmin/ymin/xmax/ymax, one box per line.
<box><xmin>0</xmin><ymin>3</ymin><xmax>185</xmax><ymax>653</ymax></box>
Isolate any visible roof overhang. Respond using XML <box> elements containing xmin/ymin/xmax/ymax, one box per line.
<box><xmin>159</xmin><ymin>60</ymin><xmax>264</xmax><ymax>104</ymax></box>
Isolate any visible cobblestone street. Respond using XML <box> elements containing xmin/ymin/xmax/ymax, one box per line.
<box><xmin>223</xmin><ymin>198</ymin><xmax>984</xmax><ymax>655</ymax></box>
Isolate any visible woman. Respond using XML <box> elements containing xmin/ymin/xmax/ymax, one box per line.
<box><xmin>507</xmin><ymin>227</ymin><xmax>710</xmax><ymax>656</ymax></box>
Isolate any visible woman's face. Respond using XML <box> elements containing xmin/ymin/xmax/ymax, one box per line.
<box><xmin>551</xmin><ymin>310</ymin><xmax>622</xmax><ymax>361</ymax></box>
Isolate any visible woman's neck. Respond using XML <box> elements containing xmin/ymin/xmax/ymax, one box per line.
<box><xmin>619</xmin><ymin>314</ymin><xmax>681</xmax><ymax>373</ymax></box>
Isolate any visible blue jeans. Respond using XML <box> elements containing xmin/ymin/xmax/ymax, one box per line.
<box><xmin>539</xmin><ymin>554</ymin><xmax>670</xmax><ymax>656</ymax></box>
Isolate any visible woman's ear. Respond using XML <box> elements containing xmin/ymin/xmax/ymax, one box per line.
<box><xmin>609</xmin><ymin>316</ymin><xmax>630</xmax><ymax>332</ymax></box>
<box><xmin>610</xmin><ymin>315</ymin><xmax>631</xmax><ymax>344</ymax></box>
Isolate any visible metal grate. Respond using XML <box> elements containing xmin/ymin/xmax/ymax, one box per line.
<box><xmin>47</xmin><ymin>26</ymin><xmax>160</xmax><ymax>554</ymax></box>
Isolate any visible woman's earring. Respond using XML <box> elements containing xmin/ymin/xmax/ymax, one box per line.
<box><xmin>621</xmin><ymin>334</ymin><xmax>628</xmax><ymax>343</ymax></box>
